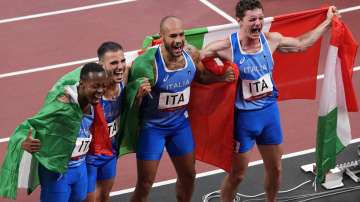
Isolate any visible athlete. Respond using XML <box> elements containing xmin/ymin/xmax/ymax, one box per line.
<box><xmin>129</xmin><ymin>16</ymin><xmax>234</xmax><ymax>202</ymax></box>
<box><xmin>85</xmin><ymin>42</ymin><xmax>126</xmax><ymax>202</ymax></box>
<box><xmin>200</xmin><ymin>1</ymin><xmax>338</xmax><ymax>201</ymax></box>
<box><xmin>19</xmin><ymin>63</ymin><xmax>107</xmax><ymax>202</ymax></box>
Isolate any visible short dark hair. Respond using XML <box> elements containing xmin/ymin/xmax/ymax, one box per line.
<box><xmin>97</xmin><ymin>41</ymin><xmax>123</xmax><ymax>60</ymax></box>
<box><xmin>235</xmin><ymin>0</ymin><xmax>263</xmax><ymax>20</ymax></box>
<box><xmin>80</xmin><ymin>62</ymin><xmax>105</xmax><ymax>80</ymax></box>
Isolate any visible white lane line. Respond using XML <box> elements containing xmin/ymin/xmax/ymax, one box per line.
<box><xmin>339</xmin><ymin>5</ymin><xmax>360</xmax><ymax>14</ymax></box>
<box><xmin>198</xmin><ymin>0</ymin><xmax>238</xmax><ymax>24</ymax></box>
<box><xmin>0</xmin><ymin>138</ymin><xmax>9</xmax><ymax>143</ymax></box>
<box><xmin>317</xmin><ymin>66</ymin><xmax>360</xmax><ymax>80</ymax></box>
<box><xmin>0</xmin><ymin>50</ymin><xmax>140</xmax><ymax>79</ymax></box>
<box><xmin>109</xmin><ymin>138</ymin><xmax>360</xmax><ymax>196</ymax></box>
<box><xmin>0</xmin><ymin>0</ymin><xmax>136</xmax><ymax>24</ymax></box>
<box><xmin>0</xmin><ymin>58</ymin><xmax>97</xmax><ymax>78</ymax></box>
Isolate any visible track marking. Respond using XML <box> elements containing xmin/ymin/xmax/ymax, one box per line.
<box><xmin>0</xmin><ymin>0</ymin><xmax>136</xmax><ymax>24</ymax></box>
<box><xmin>198</xmin><ymin>0</ymin><xmax>238</xmax><ymax>24</ymax></box>
<box><xmin>0</xmin><ymin>138</ymin><xmax>9</xmax><ymax>143</ymax></box>
<box><xmin>109</xmin><ymin>138</ymin><xmax>360</xmax><ymax>196</ymax></box>
<box><xmin>317</xmin><ymin>66</ymin><xmax>360</xmax><ymax>79</ymax></box>
<box><xmin>0</xmin><ymin>50</ymin><xmax>139</xmax><ymax>79</ymax></box>
<box><xmin>339</xmin><ymin>5</ymin><xmax>360</xmax><ymax>14</ymax></box>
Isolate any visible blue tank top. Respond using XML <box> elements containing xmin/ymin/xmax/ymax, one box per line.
<box><xmin>231</xmin><ymin>32</ymin><xmax>278</xmax><ymax>110</ymax></box>
<box><xmin>68</xmin><ymin>107</ymin><xmax>94</xmax><ymax>168</ymax></box>
<box><xmin>141</xmin><ymin>46</ymin><xmax>196</xmax><ymax>129</ymax></box>
<box><xmin>99</xmin><ymin>83</ymin><xmax>123</xmax><ymax>151</ymax></box>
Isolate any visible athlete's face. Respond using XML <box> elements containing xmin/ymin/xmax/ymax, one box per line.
<box><xmin>79</xmin><ymin>71</ymin><xmax>107</xmax><ymax>105</ymax></box>
<box><xmin>100</xmin><ymin>50</ymin><xmax>126</xmax><ymax>84</ymax></box>
<box><xmin>161</xmin><ymin>19</ymin><xmax>185</xmax><ymax>58</ymax></box>
<box><xmin>238</xmin><ymin>8</ymin><xmax>264</xmax><ymax>40</ymax></box>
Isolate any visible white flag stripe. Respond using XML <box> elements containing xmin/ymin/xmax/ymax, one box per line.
<box><xmin>318</xmin><ymin>46</ymin><xmax>338</xmax><ymax>116</ymax></box>
<box><xmin>17</xmin><ymin>151</ymin><xmax>32</xmax><ymax>188</ymax></box>
<box><xmin>335</xmin><ymin>50</ymin><xmax>351</xmax><ymax>146</ymax></box>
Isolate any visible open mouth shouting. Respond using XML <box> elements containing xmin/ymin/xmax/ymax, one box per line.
<box><xmin>172</xmin><ymin>42</ymin><xmax>184</xmax><ymax>56</ymax></box>
<box><xmin>112</xmin><ymin>68</ymin><xmax>123</xmax><ymax>82</ymax></box>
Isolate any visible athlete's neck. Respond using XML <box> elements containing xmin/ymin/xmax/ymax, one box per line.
<box><xmin>104</xmin><ymin>82</ymin><xmax>120</xmax><ymax>99</ymax></box>
<box><xmin>238</xmin><ymin>33</ymin><xmax>261</xmax><ymax>53</ymax></box>
<box><xmin>161</xmin><ymin>45</ymin><xmax>185</xmax><ymax>70</ymax></box>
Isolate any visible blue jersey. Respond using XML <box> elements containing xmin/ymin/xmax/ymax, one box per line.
<box><xmin>101</xmin><ymin>82</ymin><xmax>124</xmax><ymax>148</ymax></box>
<box><xmin>230</xmin><ymin>32</ymin><xmax>278</xmax><ymax>110</ymax></box>
<box><xmin>68</xmin><ymin>107</ymin><xmax>94</xmax><ymax>168</ymax></box>
<box><xmin>141</xmin><ymin>47</ymin><xmax>196</xmax><ymax>129</ymax></box>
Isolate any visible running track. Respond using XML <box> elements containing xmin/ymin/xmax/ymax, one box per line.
<box><xmin>0</xmin><ymin>1</ymin><xmax>359</xmax><ymax>201</ymax></box>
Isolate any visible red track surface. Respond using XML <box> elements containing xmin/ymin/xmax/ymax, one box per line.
<box><xmin>0</xmin><ymin>1</ymin><xmax>359</xmax><ymax>201</ymax></box>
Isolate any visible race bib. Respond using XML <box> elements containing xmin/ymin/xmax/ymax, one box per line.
<box><xmin>107</xmin><ymin>118</ymin><xmax>119</xmax><ymax>138</ymax></box>
<box><xmin>71</xmin><ymin>137</ymin><xmax>92</xmax><ymax>157</ymax></box>
<box><xmin>158</xmin><ymin>87</ymin><xmax>190</xmax><ymax>110</ymax></box>
<box><xmin>242</xmin><ymin>73</ymin><xmax>273</xmax><ymax>101</ymax></box>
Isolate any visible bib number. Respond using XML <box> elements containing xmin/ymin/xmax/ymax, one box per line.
<box><xmin>71</xmin><ymin>137</ymin><xmax>92</xmax><ymax>157</ymax></box>
<box><xmin>158</xmin><ymin>87</ymin><xmax>190</xmax><ymax>110</ymax></box>
<box><xmin>107</xmin><ymin>118</ymin><xmax>119</xmax><ymax>138</ymax></box>
<box><xmin>242</xmin><ymin>73</ymin><xmax>273</xmax><ymax>101</ymax></box>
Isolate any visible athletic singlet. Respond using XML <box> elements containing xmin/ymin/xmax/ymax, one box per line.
<box><xmin>230</xmin><ymin>32</ymin><xmax>278</xmax><ymax>110</ymax></box>
<box><xmin>141</xmin><ymin>46</ymin><xmax>196</xmax><ymax>129</ymax></box>
<box><xmin>100</xmin><ymin>82</ymin><xmax>123</xmax><ymax>151</ymax></box>
<box><xmin>68</xmin><ymin>107</ymin><xmax>94</xmax><ymax>168</ymax></box>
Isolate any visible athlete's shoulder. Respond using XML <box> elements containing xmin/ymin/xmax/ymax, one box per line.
<box><xmin>264</xmin><ymin>32</ymin><xmax>282</xmax><ymax>43</ymax></box>
<box><xmin>184</xmin><ymin>44</ymin><xmax>200</xmax><ymax>62</ymax></box>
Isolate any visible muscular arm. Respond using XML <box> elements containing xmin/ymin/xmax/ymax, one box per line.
<box><xmin>185</xmin><ymin>44</ymin><xmax>234</xmax><ymax>83</ymax></box>
<box><xmin>200</xmin><ymin>38</ymin><xmax>232</xmax><ymax>60</ymax></box>
<box><xmin>269</xmin><ymin>6</ymin><xmax>336</xmax><ymax>53</ymax></box>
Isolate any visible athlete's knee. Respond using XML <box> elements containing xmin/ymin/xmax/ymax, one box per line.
<box><xmin>271</xmin><ymin>164</ymin><xmax>282</xmax><ymax>178</ymax></box>
<box><xmin>178</xmin><ymin>168</ymin><xmax>196</xmax><ymax>183</ymax></box>
<box><xmin>229</xmin><ymin>166</ymin><xmax>247</xmax><ymax>185</ymax></box>
<box><xmin>136</xmin><ymin>177</ymin><xmax>155</xmax><ymax>193</ymax></box>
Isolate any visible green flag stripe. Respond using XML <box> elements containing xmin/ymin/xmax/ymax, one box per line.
<box><xmin>315</xmin><ymin>107</ymin><xmax>346</xmax><ymax>182</ymax></box>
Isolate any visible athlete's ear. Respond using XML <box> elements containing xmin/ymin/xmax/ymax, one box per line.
<box><xmin>79</xmin><ymin>80</ymin><xmax>84</xmax><ymax>87</ymax></box>
<box><xmin>236</xmin><ymin>17</ymin><xmax>241</xmax><ymax>23</ymax></box>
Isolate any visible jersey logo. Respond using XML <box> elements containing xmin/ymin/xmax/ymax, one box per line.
<box><xmin>163</xmin><ymin>74</ymin><xmax>169</xmax><ymax>82</ymax></box>
<box><xmin>239</xmin><ymin>57</ymin><xmax>246</xmax><ymax>65</ymax></box>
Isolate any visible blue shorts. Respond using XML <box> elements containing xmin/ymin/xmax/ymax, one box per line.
<box><xmin>38</xmin><ymin>162</ymin><xmax>87</xmax><ymax>202</ymax></box>
<box><xmin>137</xmin><ymin>120</ymin><xmax>194</xmax><ymax>160</ymax></box>
<box><xmin>234</xmin><ymin>102</ymin><xmax>283</xmax><ymax>153</ymax></box>
<box><xmin>87</xmin><ymin>156</ymin><xmax>117</xmax><ymax>193</ymax></box>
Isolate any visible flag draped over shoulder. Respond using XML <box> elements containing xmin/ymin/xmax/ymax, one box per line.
<box><xmin>50</xmin><ymin>67</ymin><xmax>113</xmax><ymax>156</ymax></box>
<box><xmin>118</xmin><ymin>48</ymin><xmax>157</xmax><ymax>156</ymax></box>
<box><xmin>315</xmin><ymin>17</ymin><xmax>358</xmax><ymax>182</ymax></box>
<box><xmin>0</xmin><ymin>81</ymin><xmax>83</xmax><ymax>199</ymax></box>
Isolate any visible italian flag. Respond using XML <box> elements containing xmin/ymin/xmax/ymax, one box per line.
<box><xmin>315</xmin><ymin>17</ymin><xmax>358</xmax><ymax>182</ymax></box>
<box><xmin>139</xmin><ymin>8</ymin><xmax>358</xmax><ymax>172</ymax></box>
